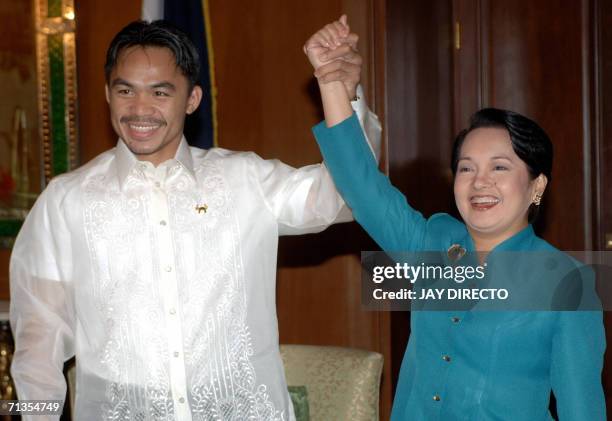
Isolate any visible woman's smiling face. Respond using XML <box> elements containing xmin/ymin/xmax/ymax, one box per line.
<box><xmin>453</xmin><ymin>127</ymin><xmax>547</xmax><ymax>247</ymax></box>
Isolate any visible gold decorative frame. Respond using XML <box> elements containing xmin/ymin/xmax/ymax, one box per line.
<box><xmin>36</xmin><ymin>0</ymin><xmax>78</xmax><ymax>181</ymax></box>
<box><xmin>0</xmin><ymin>0</ymin><xmax>78</xmax><ymax>247</ymax></box>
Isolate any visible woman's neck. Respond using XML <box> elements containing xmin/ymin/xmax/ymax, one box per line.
<box><xmin>471</xmin><ymin>236</ymin><xmax>501</xmax><ymax>253</ymax></box>
<box><xmin>469</xmin><ymin>221</ymin><xmax>529</xmax><ymax>253</ymax></box>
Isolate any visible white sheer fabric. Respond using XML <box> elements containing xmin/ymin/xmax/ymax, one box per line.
<box><xmin>10</xmin><ymin>97</ymin><xmax>380</xmax><ymax>421</ymax></box>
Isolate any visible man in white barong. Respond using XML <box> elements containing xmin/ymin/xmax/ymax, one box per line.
<box><xmin>9</xmin><ymin>18</ymin><xmax>380</xmax><ymax>421</ymax></box>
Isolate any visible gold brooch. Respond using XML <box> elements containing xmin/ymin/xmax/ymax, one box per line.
<box><xmin>195</xmin><ymin>204</ymin><xmax>208</xmax><ymax>214</ymax></box>
<box><xmin>447</xmin><ymin>244</ymin><xmax>466</xmax><ymax>262</ymax></box>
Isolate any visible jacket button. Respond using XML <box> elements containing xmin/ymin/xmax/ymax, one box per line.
<box><xmin>451</xmin><ymin>316</ymin><xmax>460</xmax><ymax>323</ymax></box>
<box><xmin>442</xmin><ymin>355</ymin><xmax>451</xmax><ymax>362</ymax></box>
<box><xmin>433</xmin><ymin>394</ymin><xmax>441</xmax><ymax>401</ymax></box>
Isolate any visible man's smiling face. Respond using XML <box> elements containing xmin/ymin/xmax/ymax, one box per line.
<box><xmin>106</xmin><ymin>46</ymin><xmax>201</xmax><ymax>165</ymax></box>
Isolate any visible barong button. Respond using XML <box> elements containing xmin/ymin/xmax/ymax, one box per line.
<box><xmin>442</xmin><ymin>355</ymin><xmax>451</xmax><ymax>362</ymax></box>
<box><xmin>433</xmin><ymin>394</ymin><xmax>441</xmax><ymax>401</ymax></box>
<box><xmin>451</xmin><ymin>316</ymin><xmax>460</xmax><ymax>324</ymax></box>
<box><xmin>179</xmin><ymin>397</ymin><xmax>185</xmax><ymax>404</ymax></box>
<box><xmin>174</xmin><ymin>351</ymin><xmax>180</xmax><ymax>358</ymax></box>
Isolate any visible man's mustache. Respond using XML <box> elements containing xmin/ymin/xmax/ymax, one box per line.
<box><xmin>120</xmin><ymin>116</ymin><xmax>167</xmax><ymax>126</ymax></box>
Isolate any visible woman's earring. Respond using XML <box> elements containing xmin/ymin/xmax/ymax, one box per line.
<box><xmin>533</xmin><ymin>193</ymin><xmax>542</xmax><ymax>206</ymax></box>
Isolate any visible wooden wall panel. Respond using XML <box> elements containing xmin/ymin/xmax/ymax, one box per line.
<box><xmin>387</xmin><ymin>0</ymin><xmax>454</xmax><ymax>215</ymax></box>
<box><xmin>597</xmin><ymin>0</ymin><xmax>612</xmax><ymax>250</ymax></box>
<box><xmin>448</xmin><ymin>0</ymin><xmax>593</xmax><ymax>250</ymax></box>
<box><xmin>482</xmin><ymin>0</ymin><xmax>588</xmax><ymax>250</ymax></box>
<box><xmin>452</xmin><ymin>0</ymin><xmax>483</xmax><ymax>133</ymax></box>
<box><xmin>448</xmin><ymin>0</ymin><xmax>592</xmax><ymax>250</ymax></box>
<box><xmin>387</xmin><ymin>0</ymin><xmax>600</xmax><ymax>249</ymax></box>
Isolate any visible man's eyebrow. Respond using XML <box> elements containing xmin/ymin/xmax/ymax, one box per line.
<box><xmin>150</xmin><ymin>82</ymin><xmax>176</xmax><ymax>90</ymax></box>
<box><xmin>110</xmin><ymin>78</ymin><xmax>133</xmax><ymax>88</ymax></box>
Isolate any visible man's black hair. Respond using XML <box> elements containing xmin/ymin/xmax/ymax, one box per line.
<box><xmin>104</xmin><ymin>20</ymin><xmax>200</xmax><ymax>90</ymax></box>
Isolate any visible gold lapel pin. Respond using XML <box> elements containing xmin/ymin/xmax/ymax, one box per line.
<box><xmin>195</xmin><ymin>204</ymin><xmax>208</xmax><ymax>214</ymax></box>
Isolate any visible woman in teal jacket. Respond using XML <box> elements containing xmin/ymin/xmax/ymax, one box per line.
<box><xmin>304</xmin><ymin>18</ymin><xmax>605</xmax><ymax>421</ymax></box>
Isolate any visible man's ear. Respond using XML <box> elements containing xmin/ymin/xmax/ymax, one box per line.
<box><xmin>186</xmin><ymin>85</ymin><xmax>203</xmax><ymax>114</ymax></box>
<box><xmin>105</xmin><ymin>84</ymin><xmax>110</xmax><ymax>104</ymax></box>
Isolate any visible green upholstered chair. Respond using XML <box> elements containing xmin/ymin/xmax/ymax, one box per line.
<box><xmin>280</xmin><ymin>344</ymin><xmax>384</xmax><ymax>421</ymax></box>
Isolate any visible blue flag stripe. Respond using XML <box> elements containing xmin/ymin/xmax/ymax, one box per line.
<box><xmin>163</xmin><ymin>0</ymin><xmax>217</xmax><ymax>149</ymax></box>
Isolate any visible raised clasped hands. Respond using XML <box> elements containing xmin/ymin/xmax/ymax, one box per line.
<box><xmin>303</xmin><ymin>15</ymin><xmax>362</xmax><ymax>100</ymax></box>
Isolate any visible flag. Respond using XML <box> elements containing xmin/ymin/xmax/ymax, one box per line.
<box><xmin>142</xmin><ymin>0</ymin><xmax>218</xmax><ymax>149</ymax></box>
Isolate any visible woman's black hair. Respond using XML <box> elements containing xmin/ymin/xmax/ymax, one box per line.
<box><xmin>104</xmin><ymin>20</ymin><xmax>200</xmax><ymax>90</ymax></box>
<box><xmin>450</xmin><ymin>108</ymin><xmax>553</xmax><ymax>222</ymax></box>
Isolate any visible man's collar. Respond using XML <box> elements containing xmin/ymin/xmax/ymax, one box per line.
<box><xmin>174</xmin><ymin>137</ymin><xmax>196</xmax><ymax>179</ymax></box>
<box><xmin>115</xmin><ymin>136</ymin><xmax>196</xmax><ymax>189</ymax></box>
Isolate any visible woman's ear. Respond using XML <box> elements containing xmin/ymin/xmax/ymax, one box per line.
<box><xmin>535</xmin><ymin>174</ymin><xmax>548</xmax><ymax>196</ymax></box>
<box><xmin>531</xmin><ymin>174</ymin><xmax>548</xmax><ymax>206</ymax></box>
